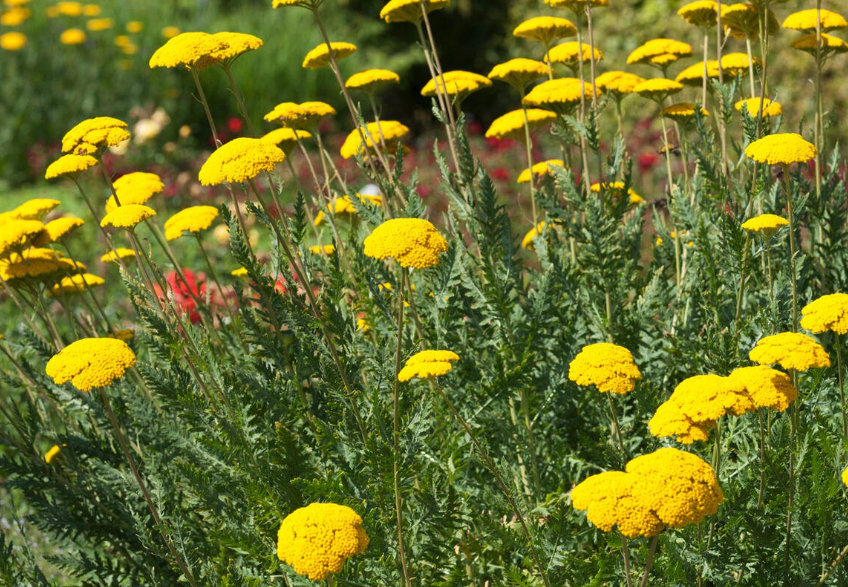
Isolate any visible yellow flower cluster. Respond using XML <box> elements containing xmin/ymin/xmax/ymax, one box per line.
<box><xmin>594</xmin><ymin>71</ymin><xmax>645</xmax><ymax>96</ymax></box>
<box><xmin>106</xmin><ymin>172</ymin><xmax>165</xmax><ymax>212</ymax></box>
<box><xmin>627</xmin><ymin>38</ymin><xmax>693</xmax><ymax>66</ymax></box>
<box><xmin>49</xmin><ymin>273</ymin><xmax>105</xmax><ymax>297</ymax></box>
<box><xmin>421</xmin><ymin>71</ymin><xmax>491</xmax><ymax>99</ymax></box>
<box><xmin>164</xmin><ymin>206</ymin><xmax>219</xmax><ymax>240</ymax></box>
<box><xmin>379</xmin><ymin>0</ymin><xmax>449</xmax><ymax>24</ymax></box>
<box><xmin>5</xmin><ymin>199</ymin><xmax>60</xmax><ymax>221</ymax></box>
<box><xmin>782</xmin><ymin>8</ymin><xmax>848</xmax><ymax>32</ymax></box>
<box><xmin>101</xmin><ymin>248</ymin><xmax>136</xmax><ymax>263</ymax></box>
<box><xmin>589</xmin><ymin>182</ymin><xmax>644</xmax><ymax>205</ymax></box>
<box><xmin>398</xmin><ymin>350</ymin><xmax>460</xmax><ymax>382</ymax></box>
<box><xmin>568</xmin><ymin>343</ymin><xmax>642</xmax><ymax>395</ymax></box>
<box><xmin>485</xmin><ymin>109</ymin><xmax>557</xmax><ymax>140</ymax></box>
<box><xmin>276</xmin><ymin>503</ymin><xmax>369</xmax><ymax>581</ymax></box>
<box><xmin>199</xmin><ymin>137</ymin><xmax>286</xmax><ymax>185</ymax></box>
<box><xmin>522</xmin><ymin>221</ymin><xmax>547</xmax><ymax>249</ymax></box>
<box><xmin>346</xmin><ymin>69</ymin><xmax>401</xmax><ymax>93</ymax></box>
<box><xmin>264</xmin><ymin>101</ymin><xmax>337</xmax><ymax>129</ymax></box>
<box><xmin>749</xmin><ymin>332</ymin><xmax>831</xmax><ymax>371</ymax></box>
<box><xmin>0</xmin><ymin>219</ymin><xmax>47</xmax><ymax>258</ymax></box>
<box><xmin>363</xmin><ymin>218</ymin><xmax>448</xmax><ymax>269</ymax></box>
<box><xmin>43</xmin><ymin>217</ymin><xmax>84</xmax><ymax>243</ymax></box>
<box><xmin>46</xmin><ymin>337</ymin><xmax>137</xmax><ymax>392</ymax></box>
<box><xmin>100</xmin><ymin>204</ymin><xmax>156</xmax><ymax>229</ymax></box>
<box><xmin>302</xmin><ymin>41</ymin><xmax>357</xmax><ymax>69</ymax></box>
<box><xmin>523</xmin><ymin>78</ymin><xmax>601</xmax><ymax>112</ymax></box>
<box><xmin>149</xmin><ymin>32</ymin><xmax>263</xmax><ymax>70</ymax></box>
<box><xmin>801</xmin><ymin>294</ymin><xmax>848</xmax><ymax>335</ymax></box>
<box><xmin>633</xmin><ymin>78</ymin><xmax>683</xmax><ymax>100</ymax></box>
<box><xmin>675</xmin><ymin>61</ymin><xmax>719</xmax><ymax>85</ymax></box>
<box><xmin>517</xmin><ymin>160</ymin><xmax>565</xmax><ymax>184</ymax></box>
<box><xmin>61</xmin><ymin>117</ymin><xmax>129</xmax><ymax>155</ymax></box>
<box><xmin>741</xmin><ymin>213</ymin><xmax>788</xmax><ymax>235</ymax></box>
<box><xmin>735</xmin><ymin>97</ymin><xmax>783</xmax><ymax>117</ymax></box>
<box><xmin>678</xmin><ymin>0</ymin><xmax>721</xmax><ymax>27</ymax></box>
<box><xmin>791</xmin><ymin>32</ymin><xmax>848</xmax><ymax>56</ymax></box>
<box><xmin>572</xmin><ymin>447</ymin><xmax>723</xmax><ymax>538</ymax></box>
<box><xmin>60</xmin><ymin>28</ymin><xmax>87</xmax><ymax>45</ymax></box>
<box><xmin>727</xmin><ymin>365</ymin><xmax>798</xmax><ymax>411</ymax></box>
<box><xmin>1</xmin><ymin>31</ymin><xmax>27</xmax><ymax>51</ymax></box>
<box><xmin>0</xmin><ymin>248</ymin><xmax>82</xmax><ymax>282</ymax></box>
<box><xmin>315</xmin><ymin>194</ymin><xmax>382</xmax><ymax>226</ymax></box>
<box><xmin>488</xmin><ymin>58</ymin><xmax>548</xmax><ymax>89</ymax></box>
<box><xmin>308</xmin><ymin>244</ymin><xmax>335</xmax><ymax>255</ymax></box>
<box><xmin>513</xmin><ymin>16</ymin><xmax>576</xmax><ymax>44</ymax></box>
<box><xmin>661</xmin><ymin>102</ymin><xmax>709</xmax><ymax>122</ymax></box>
<box><xmin>340</xmin><ymin>121</ymin><xmax>410</xmax><ymax>159</ymax></box>
<box><xmin>261</xmin><ymin>128</ymin><xmax>312</xmax><ymax>155</ymax></box>
<box><xmin>44</xmin><ymin>444</ymin><xmax>62</xmax><ymax>464</ymax></box>
<box><xmin>724</xmin><ymin>4</ymin><xmax>779</xmax><ymax>40</ymax></box>
<box><xmin>45</xmin><ymin>154</ymin><xmax>98</xmax><ymax>179</ymax></box>
<box><xmin>547</xmin><ymin>41</ymin><xmax>604</xmax><ymax>67</ymax></box>
<box><xmin>745</xmin><ymin>133</ymin><xmax>817</xmax><ymax>166</ymax></box>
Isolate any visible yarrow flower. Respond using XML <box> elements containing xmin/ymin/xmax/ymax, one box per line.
<box><xmin>149</xmin><ymin>32</ymin><xmax>261</xmax><ymax>69</ymax></box>
<box><xmin>594</xmin><ymin>71</ymin><xmax>645</xmax><ymax>97</ymax></box>
<box><xmin>487</xmin><ymin>58</ymin><xmax>549</xmax><ymax>89</ymax></box>
<box><xmin>277</xmin><ymin>503</ymin><xmax>369</xmax><ymax>581</ymax></box>
<box><xmin>633</xmin><ymin>78</ymin><xmax>684</xmax><ymax>101</ymax></box>
<box><xmin>745</xmin><ymin>133</ymin><xmax>817</xmax><ymax>166</ymax></box>
<box><xmin>735</xmin><ymin>97</ymin><xmax>782</xmax><ymax>118</ymax></box>
<box><xmin>0</xmin><ymin>248</ymin><xmax>82</xmax><ymax>282</ymax></box>
<box><xmin>517</xmin><ymin>160</ymin><xmax>565</xmax><ymax>184</ymax></box>
<box><xmin>801</xmin><ymin>293</ymin><xmax>848</xmax><ymax>335</ymax></box>
<box><xmin>485</xmin><ymin>109</ymin><xmax>557</xmax><ymax>140</ymax></box>
<box><xmin>0</xmin><ymin>32</ymin><xmax>27</xmax><ymax>51</ymax></box>
<box><xmin>101</xmin><ymin>248</ymin><xmax>136</xmax><ymax>263</ymax></box>
<box><xmin>627</xmin><ymin>39</ymin><xmax>693</xmax><ymax>66</ymax></box>
<box><xmin>100</xmin><ymin>204</ymin><xmax>156</xmax><ymax>229</ymax></box>
<box><xmin>106</xmin><ymin>172</ymin><xmax>165</xmax><ymax>212</ymax></box>
<box><xmin>61</xmin><ymin>117</ymin><xmax>130</xmax><ymax>155</ymax></box>
<box><xmin>340</xmin><ymin>121</ymin><xmax>409</xmax><ymax>159</ymax></box>
<box><xmin>42</xmin><ymin>217</ymin><xmax>84</xmax><ymax>243</ymax></box>
<box><xmin>308</xmin><ymin>244</ymin><xmax>335</xmax><ymax>255</ymax></box>
<box><xmin>7</xmin><ymin>199</ymin><xmax>60</xmax><ymax>221</ymax></box>
<box><xmin>0</xmin><ymin>220</ymin><xmax>47</xmax><ymax>258</ymax></box>
<box><xmin>741</xmin><ymin>213</ymin><xmax>788</xmax><ymax>236</ymax></box>
<box><xmin>60</xmin><ymin>28</ymin><xmax>87</xmax><ymax>45</ymax></box>
<box><xmin>421</xmin><ymin>71</ymin><xmax>492</xmax><ymax>99</ymax></box>
<box><xmin>661</xmin><ymin>102</ymin><xmax>709</xmax><ymax>122</ymax></box>
<box><xmin>302</xmin><ymin>42</ymin><xmax>357</xmax><ymax>69</ymax></box>
<box><xmin>261</xmin><ymin>128</ymin><xmax>312</xmax><ymax>155</ymax></box>
<box><xmin>522</xmin><ymin>221</ymin><xmax>547</xmax><ymax>249</ymax></box>
<box><xmin>346</xmin><ymin>69</ymin><xmax>401</xmax><ymax>93</ymax></box>
<box><xmin>571</xmin><ymin>447</ymin><xmax>723</xmax><ymax>538</ymax></box>
<box><xmin>264</xmin><ymin>101</ymin><xmax>337</xmax><ymax>129</ymax></box>
<box><xmin>675</xmin><ymin>61</ymin><xmax>719</xmax><ymax>85</ymax></box>
<box><xmin>49</xmin><ymin>273</ymin><xmax>106</xmax><ymax>297</ymax></box>
<box><xmin>590</xmin><ymin>182</ymin><xmax>644</xmax><ymax>205</ymax></box>
<box><xmin>727</xmin><ymin>365</ymin><xmax>798</xmax><ymax>411</ymax></box>
<box><xmin>749</xmin><ymin>332</ymin><xmax>831</xmax><ymax>371</ymax></box>
<box><xmin>523</xmin><ymin>78</ymin><xmax>601</xmax><ymax>112</ymax></box>
<box><xmin>363</xmin><ymin>218</ymin><xmax>448</xmax><ymax>269</ymax></box>
<box><xmin>45</xmin><ymin>154</ymin><xmax>98</xmax><ymax>179</ymax></box>
<box><xmin>398</xmin><ymin>350</ymin><xmax>460</xmax><ymax>382</ymax></box>
<box><xmin>379</xmin><ymin>0</ymin><xmax>449</xmax><ymax>24</ymax></box>
<box><xmin>678</xmin><ymin>0</ymin><xmax>721</xmax><ymax>27</ymax></box>
<box><xmin>315</xmin><ymin>194</ymin><xmax>382</xmax><ymax>226</ymax></box>
<box><xmin>546</xmin><ymin>41</ymin><xmax>604</xmax><ymax>69</ymax></box>
<box><xmin>568</xmin><ymin>343</ymin><xmax>642</xmax><ymax>395</ymax></box>
<box><xmin>791</xmin><ymin>33</ymin><xmax>848</xmax><ymax>58</ymax></box>
<box><xmin>198</xmin><ymin>137</ymin><xmax>286</xmax><ymax>185</ymax></box>
<box><xmin>164</xmin><ymin>206</ymin><xmax>219</xmax><ymax>240</ymax></box>
<box><xmin>45</xmin><ymin>338</ymin><xmax>137</xmax><ymax>392</ymax></box>
<box><xmin>783</xmin><ymin>9</ymin><xmax>848</xmax><ymax>33</ymax></box>
<box><xmin>513</xmin><ymin>16</ymin><xmax>576</xmax><ymax>44</ymax></box>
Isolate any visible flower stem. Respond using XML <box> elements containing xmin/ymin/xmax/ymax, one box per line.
<box><xmin>837</xmin><ymin>334</ymin><xmax>847</xmax><ymax>437</ymax></box>
<box><xmin>734</xmin><ymin>234</ymin><xmax>750</xmax><ymax>343</ymax></box>
<box><xmin>521</xmin><ymin>101</ymin><xmax>539</xmax><ymax>227</ymax></box>
<box><xmin>783</xmin><ymin>166</ymin><xmax>799</xmax><ymax>332</ymax></box>
<box><xmin>638</xmin><ymin>535</ymin><xmax>660</xmax><ymax>587</ymax></box>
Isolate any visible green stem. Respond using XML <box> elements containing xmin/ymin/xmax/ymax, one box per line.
<box><xmin>837</xmin><ymin>335</ymin><xmax>846</xmax><ymax>437</ymax></box>
<box><xmin>638</xmin><ymin>535</ymin><xmax>659</xmax><ymax>587</ymax></box>
<box><xmin>783</xmin><ymin>166</ymin><xmax>799</xmax><ymax>332</ymax></box>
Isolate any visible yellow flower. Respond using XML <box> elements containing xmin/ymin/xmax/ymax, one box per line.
<box><xmin>8</xmin><ymin>199</ymin><xmax>60</xmax><ymax>221</ymax></box>
<box><xmin>590</xmin><ymin>181</ymin><xmax>644</xmax><ymax>204</ymax></box>
<box><xmin>735</xmin><ymin>97</ymin><xmax>782</xmax><ymax>117</ymax></box>
<box><xmin>61</xmin><ymin>117</ymin><xmax>130</xmax><ymax>155</ymax></box>
<box><xmin>723</xmin><ymin>3</ymin><xmax>779</xmax><ymax>40</ymax></box>
<box><xmin>231</xmin><ymin>267</ymin><xmax>249</xmax><ymax>277</ymax></box>
<box><xmin>675</xmin><ymin>61</ymin><xmax>719</xmax><ymax>85</ymax></box>
<box><xmin>164</xmin><ymin>206</ymin><xmax>219</xmax><ymax>240</ymax></box>
<box><xmin>547</xmin><ymin>41</ymin><xmax>603</xmax><ymax>69</ymax></box>
<box><xmin>517</xmin><ymin>160</ymin><xmax>565</xmax><ymax>184</ymax></box>
<box><xmin>82</xmin><ymin>4</ymin><xmax>100</xmax><ymax>16</ymax></box>
<box><xmin>0</xmin><ymin>249</ymin><xmax>81</xmax><ymax>282</ymax></box>
<box><xmin>363</xmin><ymin>218</ymin><xmax>448</xmax><ymax>269</ymax></box>
<box><xmin>522</xmin><ymin>78</ymin><xmax>600</xmax><ymax>112</ymax></box>
<box><xmin>379</xmin><ymin>0</ymin><xmax>449</xmax><ymax>24</ymax></box>
<box><xmin>568</xmin><ymin>342</ymin><xmax>642</xmax><ymax>395</ymax></box>
<box><xmin>105</xmin><ymin>172</ymin><xmax>165</xmax><ymax>212</ymax></box>
<box><xmin>162</xmin><ymin>26</ymin><xmax>181</xmax><ymax>39</ymax></box>
<box><xmin>264</xmin><ymin>101</ymin><xmax>337</xmax><ymax>129</ymax></box>
<box><xmin>308</xmin><ymin>244</ymin><xmax>335</xmax><ymax>255</ymax></box>
<box><xmin>357</xmin><ymin>317</ymin><xmax>370</xmax><ymax>333</ymax></box>
<box><xmin>86</xmin><ymin>17</ymin><xmax>113</xmax><ymax>31</ymax></box>
<box><xmin>513</xmin><ymin>16</ymin><xmax>576</xmax><ymax>44</ymax></box>
<box><xmin>60</xmin><ymin>29</ymin><xmax>87</xmax><ymax>45</ymax></box>
<box><xmin>791</xmin><ymin>33</ymin><xmax>848</xmax><ymax>58</ymax></box>
<box><xmin>49</xmin><ymin>273</ymin><xmax>106</xmax><ymax>297</ymax></box>
<box><xmin>661</xmin><ymin>102</ymin><xmax>709</xmax><ymax>122</ymax></box>
<box><xmin>745</xmin><ymin>133</ymin><xmax>817</xmax><ymax>166</ymax></box>
<box><xmin>0</xmin><ymin>219</ymin><xmax>47</xmax><ymax>258</ymax></box>
<box><xmin>100</xmin><ymin>204</ymin><xmax>156</xmax><ymax>229</ymax></box>
<box><xmin>484</xmin><ymin>109</ymin><xmax>557</xmax><ymax>141</ymax></box>
<box><xmin>44</xmin><ymin>444</ymin><xmax>62</xmax><ymax>464</ymax></box>
<box><xmin>740</xmin><ymin>213</ymin><xmax>788</xmax><ymax>235</ymax></box>
<box><xmin>46</xmin><ymin>337</ymin><xmax>137</xmax><ymax>392</ymax></box>
<box><xmin>783</xmin><ymin>9</ymin><xmax>848</xmax><ymax>33</ymax></box>
<box><xmin>843</xmin><ymin>466</ymin><xmax>848</xmax><ymax>489</ymax></box>
<box><xmin>594</xmin><ymin>71</ymin><xmax>645</xmax><ymax>96</ymax></box>
<box><xmin>487</xmin><ymin>58</ymin><xmax>549</xmax><ymax>89</ymax></box>
<box><xmin>1</xmin><ymin>6</ymin><xmax>29</xmax><ymax>25</ymax></box>
<box><xmin>56</xmin><ymin>1</ymin><xmax>83</xmax><ymax>16</ymax></box>
<box><xmin>314</xmin><ymin>194</ymin><xmax>382</xmax><ymax>226</ymax></box>
<box><xmin>720</xmin><ymin>52</ymin><xmax>756</xmax><ymax>76</ymax></box>
<box><xmin>109</xmin><ymin>329</ymin><xmax>135</xmax><ymax>342</ymax></box>
<box><xmin>572</xmin><ymin>447</ymin><xmax>722</xmax><ymax>538</ymax></box>
<box><xmin>277</xmin><ymin>503</ymin><xmax>369</xmax><ymax>581</ymax></box>
<box><xmin>114</xmin><ymin>34</ymin><xmax>131</xmax><ymax>47</ymax></box>
<box><xmin>421</xmin><ymin>71</ymin><xmax>492</xmax><ymax>99</ymax></box>
<box><xmin>261</xmin><ymin>128</ymin><xmax>312</xmax><ymax>155</ymax></box>
<box><xmin>41</xmin><ymin>217</ymin><xmax>84</xmax><ymax>243</ymax></box>
<box><xmin>149</xmin><ymin>32</ymin><xmax>229</xmax><ymax>70</ymax></box>
<box><xmin>0</xmin><ymin>31</ymin><xmax>27</xmax><ymax>51</ymax></box>
<box><xmin>302</xmin><ymin>41</ymin><xmax>357</xmax><ymax>69</ymax></box>
<box><xmin>101</xmin><ymin>248</ymin><xmax>136</xmax><ymax>263</ymax></box>
<box><xmin>749</xmin><ymin>332</ymin><xmax>831</xmax><ymax>371</ymax></box>
<box><xmin>633</xmin><ymin>78</ymin><xmax>683</xmax><ymax>101</ymax></box>
<box><xmin>545</xmin><ymin>0</ymin><xmax>608</xmax><ymax>13</ymax></box>
<box><xmin>45</xmin><ymin>154</ymin><xmax>98</xmax><ymax>179</ymax></box>
<box><xmin>398</xmin><ymin>350</ymin><xmax>460</xmax><ymax>382</ymax></box>
<box><xmin>126</xmin><ymin>20</ymin><xmax>143</xmax><ymax>33</ymax></box>
<box><xmin>727</xmin><ymin>365</ymin><xmax>798</xmax><ymax>411</ymax></box>
<box><xmin>339</xmin><ymin>121</ymin><xmax>410</xmax><ymax>159</ymax></box>
<box><xmin>678</xmin><ymin>0</ymin><xmax>721</xmax><ymax>27</ymax></box>
<box><xmin>208</xmin><ymin>31</ymin><xmax>263</xmax><ymax>63</ymax></box>
<box><xmin>801</xmin><ymin>293</ymin><xmax>848</xmax><ymax>335</ymax></box>
<box><xmin>346</xmin><ymin>69</ymin><xmax>401</xmax><ymax>93</ymax></box>
<box><xmin>521</xmin><ymin>221</ymin><xmax>547</xmax><ymax>249</ymax></box>
<box><xmin>627</xmin><ymin>38</ymin><xmax>693</xmax><ymax>66</ymax></box>
<box><xmin>199</xmin><ymin>137</ymin><xmax>286</xmax><ymax>185</ymax></box>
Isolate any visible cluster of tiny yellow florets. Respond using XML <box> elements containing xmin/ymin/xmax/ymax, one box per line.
<box><xmin>264</xmin><ymin>101</ymin><xmax>337</xmax><ymax>130</ymax></box>
<box><xmin>346</xmin><ymin>69</ymin><xmax>401</xmax><ymax>93</ymax></box>
<box><xmin>735</xmin><ymin>98</ymin><xmax>783</xmax><ymax>118</ymax></box>
<box><xmin>49</xmin><ymin>273</ymin><xmax>105</xmax><ymax>297</ymax></box>
<box><xmin>379</xmin><ymin>0</ymin><xmax>449</xmax><ymax>24</ymax></box>
<box><xmin>523</xmin><ymin>79</ymin><xmax>600</xmax><ymax>111</ymax></box>
<box><xmin>106</xmin><ymin>172</ymin><xmax>165</xmax><ymax>212</ymax></box>
<box><xmin>727</xmin><ymin>365</ymin><xmax>798</xmax><ymax>412</ymax></box>
<box><xmin>44</xmin><ymin>154</ymin><xmax>98</xmax><ymax>179</ymax></box>
<box><xmin>149</xmin><ymin>32</ymin><xmax>262</xmax><ymax>70</ymax></box>
<box><xmin>0</xmin><ymin>219</ymin><xmax>48</xmax><ymax>258</ymax></box>
<box><xmin>100</xmin><ymin>204</ymin><xmax>157</xmax><ymax>230</ymax></box>
<box><xmin>61</xmin><ymin>117</ymin><xmax>130</xmax><ymax>155</ymax></box>
<box><xmin>741</xmin><ymin>213</ymin><xmax>788</xmax><ymax>234</ymax></box>
<box><xmin>164</xmin><ymin>206</ymin><xmax>220</xmax><ymax>240</ymax></box>
<box><xmin>198</xmin><ymin>137</ymin><xmax>286</xmax><ymax>186</ymax></box>
<box><xmin>421</xmin><ymin>71</ymin><xmax>492</xmax><ymax>99</ymax></box>
<box><xmin>45</xmin><ymin>338</ymin><xmax>137</xmax><ymax>392</ymax></box>
<box><xmin>340</xmin><ymin>121</ymin><xmax>410</xmax><ymax>159</ymax></box>
<box><xmin>571</xmin><ymin>447</ymin><xmax>723</xmax><ymax>538</ymax></box>
<box><xmin>800</xmin><ymin>293</ymin><xmax>848</xmax><ymax>335</ymax></box>
<box><xmin>398</xmin><ymin>350</ymin><xmax>460</xmax><ymax>382</ymax></box>
<box><xmin>745</xmin><ymin>133</ymin><xmax>818</xmax><ymax>166</ymax></box>
<box><xmin>43</xmin><ymin>217</ymin><xmax>84</xmax><ymax>243</ymax></box>
<box><xmin>485</xmin><ymin>109</ymin><xmax>556</xmax><ymax>140</ymax></box>
<box><xmin>595</xmin><ymin>71</ymin><xmax>645</xmax><ymax>96</ymax></box>
<box><xmin>749</xmin><ymin>332</ymin><xmax>831</xmax><ymax>371</ymax></box>
<box><xmin>568</xmin><ymin>343</ymin><xmax>642</xmax><ymax>395</ymax></box>
<box><xmin>302</xmin><ymin>41</ymin><xmax>357</xmax><ymax>69</ymax></box>
<box><xmin>363</xmin><ymin>218</ymin><xmax>448</xmax><ymax>269</ymax></box>
<box><xmin>0</xmin><ymin>248</ymin><xmax>82</xmax><ymax>282</ymax></box>
<box><xmin>277</xmin><ymin>503</ymin><xmax>369</xmax><ymax>581</ymax></box>
<box><xmin>5</xmin><ymin>199</ymin><xmax>61</xmax><ymax>221</ymax></box>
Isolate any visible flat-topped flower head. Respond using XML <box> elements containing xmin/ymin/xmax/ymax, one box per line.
<box><xmin>487</xmin><ymin>58</ymin><xmax>548</xmax><ymax>90</ymax></box>
<box><xmin>379</xmin><ymin>0</ymin><xmax>450</xmax><ymax>23</ymax></box>
<box><xmin>523</xmin><ymin>78</ymin><xmax>600</xmax><ymax>112</ymax></box>
<box><xmin>720</xmin><ymin>52</ymin><xmax>756</xmax><ymax>76</ymax></box>
<box><xmin>8</xmin><ymin>199</ymin><xmax>60</xmax><ymax>221</ymax></box>
<box><xmin>272</xmin><ymin>0</ymin><xmax>319</xmax><ymax>8</ymax></box>
<box><xmin>308</xmin><ymin>244</ymin><xmax>335</xmax><ymax>255</ymax></box>
<box><xmin>45</xmin><ymin>154</ymin><xmax>98</xmax><ymax>179</ymax></box>
<box><xmin>750</xmin><ymin>332</ymin><xmax>831</xmax><ymax>371</ymax></box>
<box><xmin>595</xmin><ymin>71</ymin><xmax>645</xmax><ymax>97</ymax></box>
<box><xmin>164</xmin><ymin>206</ymin><xmax>219</xmax><ymax>240</ymax></box>
<box><xmin>547</xmin><ymin>41</ymin><xmax>603</xmax><ymax>70</ymax></box>
<box><xmin>261</xmin><ymin>128</ymin><xmax>312</xmax><ymax>155</ymax></box>
<box><xmin>569</xmin><ymin>342</ymin><xmax>642</xmax><ymax>394</ymax></box>
<box><xmin>208</xmin><ymin>31</ymin><xmax>263</xmax><ymax>63</ymax></box>
<box><xmin>49</xmin><ymin>273</ymin><xmax>105</xmax><ymax>297</ymax></box>
<box><xmin>42</xmin><ymin>217</ymin><xmax>84</xmax><ymax>243</ymax></box>
<box><xmin>199</xmin><ymin>137</ymin><xmax>285</xmax><ymax>185</ymax></box>
<box><xmin>398</xmin><ymin>350</ymin><xmax>460</xmax><ymax>381</ymax></box>
<box><xmin>1</xmin><ymin>249</ymin><xmax>82</xmax><ymax>282</ymax></box>
<box><xmin>0</xmin><ymin>219</ymin><xmax>47</xmax><ymax>258</ymax></box>
<box><xmin>62</xmin><ymin>117</ymin><xmax>130</xmax><ymax>154</ymax></box>
<box><xmin>106</xmin><ymin>172</ymin><xmax>165</xmax><ymax>212</ymax></box>
<box><xmin>340</xmin><ymin>121</ymin><xmax>409</xmax><ymax>159</ymax></box>
<box><xmin>149</xmin><ymin>32</ymin><xmax>229</xmax><ymax>69</ymax></box>
<box><xmin>264</xmin><ymin>102</ymin><xmax>321</xmax><ymax>129</ymax></box>
<box><xmin>783</xmin><ymin>9</ymin><xmax>848</xmax><ymax>33</ymax></box>
<box><xmin>678</xmin><ymin>1</ymin><xmax>720</xmax><ymax>27</ymax></box>
<box><xmin>741</xmin><ymin>213</ymin><xmax>788</xmax><ymax>237</ymax></box>
<box><xmin>314</xmin><ymin>194</ymin><xmax>382</xmax><ymax>226</ymax></box>
<box><xmin>277</xmin><ymin>503</ymin><xmax>369</xmax><ymax>581</ymax></box>
<box><xmin>101</xmin><ymin>248</ymin><xmax>136</xmax><ymax>263</ymax></box>
<box><xmin>521</xmin><ymin>221</ymin><xmax>548</xmax><ymax>249</ymax></box>
<box><xmin>302</xmin><ymin>42</ymin><xmax>357</xmax><ymax>69</ymax></box>
<box><xmin>421</xmin><ymin>71</ymin><xmax>492</xmax><ymax>99</ymax></box>
<box><xmin>545</xmin><ymin>0</ymin><xmax>608</xmax><ymax>13</ymax></box>
<box><xmin>627</xmin><ymin>38</ymin><xmax>693</xmax><ymax>66</ymax></box>
<box><xmin>346</xmin><ymin>69</ymin><xmax>400</xmax><ymax>93</ymax></box>
<box><xmin>633</xmin><ymin>78</ymin><xmax>683</xmax><ymax>101</ymax></box>
<box><xmin>1</xmin><ymin>31</ymin><xmax>27</xmax><ymax>51</ymax></box>
<box><xmin>724</xmin><ymin>4</ymin><xmax>779</xmax><ymax>40</ymax></box>
<box><xmin>60</xmin><ymin>29</ymin><xmax>87</xmax><ymax>45</ymax></box>
<box><xmin>801</xmin><ymin>293</ymin><xmax>848</xmax><ymax>335</ymax></box>
<box><xmin>100</xmin><ymin>204</ymin><xmax>156</xmax><ymax>230</ymax></box>
<box><xmin>791</xmin><ymin>33</ymin><xmax>848</xmax><ymax>58</ymax></box>
<box><xmin>513</xmin><ymin>17</ymin><xmax>577</xmax><ymax>44</ymax></box>
<box><xmin>363</xmin><ymin>218</ymin><xmax>448</xmax><ymax>269</ymax></box>
<box><xmin>745</xmin><ymin>133</ymin><xmax>817</xmax><ymax>166</ymax></box>
<box><xmin>572</xmin><ymin>447</ymin><xmax>722</xmax><ymax>538</ymax></box>
<box><xmin>590</xmin><ymin>182</ymin><xmax>643</xmax><ymax>204</ymax></box>
<box><xmin>485</xmin><ymin>109</ymin><xmax>557</xmax><ymax>141</ymax></box>
<box><xmin>675</xmin><ymin>61</ymin><xmax>719</xmax><ymax>85</ymax></box>
<box><xmin>728</xmin><ymin>365</ymin><xmax>798</xmax><ymax>411</ymax></box>
<box><xmin>661</xmin><ymin>103</ymin><xmax>708</xmax><ymax>123</ymax></box>
<box><xmin>518</xmin><ymin>160</ymin><xmax>565</xmax><ymax>184</ymax></box>
<box><xmin>46</xmin><ymin>337</ymin><xmax>137</xmax><ymax>392</ymax></box>
<box><xmin>735</xmin><ymin>97</ymin><xmax>782</xmax><ymax>117</ymax></box>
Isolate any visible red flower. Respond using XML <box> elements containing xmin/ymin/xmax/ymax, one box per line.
<box><xmin>155</xmin><ymin>269</ymin><xmax>207</xmax><ymax>324</ymax></box>
<box><xmin>638</xmin><ymin>152</ymin><xmax>660</xmax><ymax>172</ymax></box>
<box><xmin>491</xmin><ymin>166</ymin><xmax>510</xmax><ymax>181</ymax></box>
<box><xmin>227</xmin><ymin>117</ymin><xmax>244</xmax><ymax>134</ymax></box>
